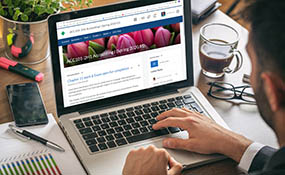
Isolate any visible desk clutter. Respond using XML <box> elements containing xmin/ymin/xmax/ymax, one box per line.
<box><xmin>0</xmin><ymin>151</ymin><xmax>61</xmax><ymax>175</ymax></box>
<box><xmin>0</xmin><ymin>114</ymin><xmax>86</xmax><ymax>175</ymax></box>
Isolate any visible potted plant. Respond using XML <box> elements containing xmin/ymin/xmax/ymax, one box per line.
<box><xmin>0</xmin><ymin>0</ymin><xmax>93</xmax><ymax>64</ymax></box>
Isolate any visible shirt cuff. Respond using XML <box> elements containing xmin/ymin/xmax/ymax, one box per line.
<box><xmin>238</xmin><ymin>142</ymin><xmax>265</xmax><ymax>171</ymax></box>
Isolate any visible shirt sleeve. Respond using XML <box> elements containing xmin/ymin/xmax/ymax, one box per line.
<box><xmin>238</xmin><ymin>142</ymin><xmax>265</xmax><ymax>172</ymax></box>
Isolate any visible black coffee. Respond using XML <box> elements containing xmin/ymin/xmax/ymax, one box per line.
<box><xmin>199</xmin><ymin>39</ymin><xmax>234</xmax><ymax>74</ymax></box>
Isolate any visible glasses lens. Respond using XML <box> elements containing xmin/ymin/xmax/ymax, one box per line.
<box><xmin>210</xmin><ymin>82</ymin><xmax>235</xmax><ymax>99</ymax></box>
<box><xmin>242</xmin><ymin>87</ymin><xmax>256</xmax><ymax>103</ymax></box>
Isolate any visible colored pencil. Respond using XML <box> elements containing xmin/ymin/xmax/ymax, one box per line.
<box><xmin>48</xmin><ymin>154</ymin><xmax>62</xmax><ymax>175</ymax></box>
<box><xmin>16</xmin><ymin>161</ymin><xmax>25</xmax><ymax>175</ymax></box>
<box><xmin>35</xmin><ymin>157</ymin><xmax>46</xmax><ymax>175</ymax></box>
<box><xmin>11</xmin><ymin>162</ymin><xmax>19</xmax><ymax>175</ymax></box>
<box><xmin>39</xmin><ymin>156</ymin><xmax>51</xmax><ymax>175</ymax></box>
<box><xmin>21</xmin><ymin>160</ymin><xmax>30</xmax><ymax>175</ymax></box>
<box><xmin>26</xmin><ymin>159</ymin><xmax>35</xmax><ymax>175</ymax></box>
<box><xmin>2</xmin><ymin>164</ymin><xmax>9</xmax><ymax>175</ymax></box>
<box><xmin>44</xmin><ymin>155</ymin><xmax>56</xmax><ymax>175</ymax></box>
<box><xmin>7</xmin><ymin>163</ymin><xmax>14</xmax><ymax>175</ymax></box>
<box><xmin>30</xmin><ymin>158</ymin><xmax>41</xmax><ymax>175</ymax></box>
<box><xmin>0</xmin><ymin>166</ymin><xmax>4</xmax><ymax>175</ymax></box>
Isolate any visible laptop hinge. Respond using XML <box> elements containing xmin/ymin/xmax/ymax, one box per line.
<box><xmin>79</xmin><ymin>89</ymin><xmax>179</xmax><ymax>115</ymax></box>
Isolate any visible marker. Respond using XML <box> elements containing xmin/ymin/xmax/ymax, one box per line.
<box><xmin>7</xmin><ymin>163</ymin><xmax>14</xmax><ymax>175</ymax></box>
<box><xmin>39</xmin><ymin>156</ymin><xmax>51</xmax><ymax>175</ymax></box>
<box><xmin>26</xmin><ymin>159</ymin><xmax>35</xmax><ymax>175</ymax></box>
<box><xmin>30</xmin><ymin>158</ymin><xmax>41</xmax><ymax>175</ymax></box>
<box><xmin>16</xmin><ymin>161</ymin><xmax>25</xmax><ymax>175</ymax></box>
<box><xmin>35</xmin><ymin>157</ymin><xmax>46</xmax><ymax>175</ymax></box>
<box><xmin>0</xmin><ymin>57</ymin><xmax>44</xmax><ymax>82</ymax></box>
<box><xmin>2</xmin><ymin>164</ymin><xmax>9</xmax><ymax>175</ymax></box>
<box><xmin>44</xmin><ymin>155</ymin><xmax>56</xmax><ymax>175</ymax></box>
<box><xmin>49</xmin><ymin>154</ymin><xmax>62</xmax><ymax>175</ymax></box>
<box><xmin>21</xmin><ymin>160</ymin><xmax>30</xmax><ymax>175</ymax></box>
<box><xmin>11</xmin><ymin>162</ymin><xmax>19</xmax><ymax>175</ymax></box>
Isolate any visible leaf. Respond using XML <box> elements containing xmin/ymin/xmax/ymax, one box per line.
<box><xmin>13</xmin><ymin>12</ymin><xmax>20</xmax><ymax>21</ymax></box>
<box><xmin>20</xmin><ymin>13</ymin><xmax>29</xmax><ymax>22</ymax></box>
<box><xmin>24</xmin><ymin>8</ymin><xmax>32</xmax><ymax>16</ymax></box>
<box><xmin>8</xmin><ymin>7</ymin><xmax>13</xmax><ymax>16</ymax></box>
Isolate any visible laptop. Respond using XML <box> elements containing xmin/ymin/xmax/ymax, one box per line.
<box><xmin>48</xmin><ymin>0</ymin><xmax>229</xmax><ymax>174</ymax></box>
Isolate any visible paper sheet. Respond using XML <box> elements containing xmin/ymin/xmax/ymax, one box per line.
<box><xmin>0</xmin><ymin>114</ymin><xmax>86</xmax><ymax>175</ymax></box>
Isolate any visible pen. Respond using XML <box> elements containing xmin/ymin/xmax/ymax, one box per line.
<box><xmin>0</xmin><ymin>57</ymin><xmax>44</xmax><ymax>82</ymax></box>
<box><xmin>8</xmin><ymin>124</ymin><xmax>65</xmax><ymax>152</ymax></box>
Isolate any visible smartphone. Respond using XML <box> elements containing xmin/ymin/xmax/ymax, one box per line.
<box><xmin>6</xmin><ymin>82</ymin><xmax>48</xmax><ymax>127</ymax></box>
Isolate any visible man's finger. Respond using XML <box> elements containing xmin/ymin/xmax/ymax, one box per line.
<box><xmin>156</xmin><ymin>108</ymin><xmax>190</xmax><ymax>121</ymax></box>
<box><xmin>163</xmin><ymin>138</ymin><xmax>193</xmax><ymax>151</ymax></box>
<box><xmin>153</xmin><ymin>117</ymin><xmax>188</xmax><ymax>130</ymax></box>
<box><xmin>168</xmin><ymin>158</ymin><xmax>182</xmax><ymax>175</ymax></box>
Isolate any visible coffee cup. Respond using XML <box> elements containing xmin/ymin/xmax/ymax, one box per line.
<box><xmin>199</xmin><ymin>23</ymin><xmax>243</xmax><ymax>78</ymax></box>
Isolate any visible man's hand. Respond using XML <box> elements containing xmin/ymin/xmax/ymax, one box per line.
<box><xmin>153</xmin><ymin>108</ymin><xmax>253</xmax><ymax>162</ymax></box>
<box><xmin>122</xmin><ymin>145</ymin><xmax>182</xmax><ymax>175</ymax></box>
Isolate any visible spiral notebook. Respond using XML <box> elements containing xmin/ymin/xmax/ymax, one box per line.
<box><xmin>0</xmin><ymin>114</ymin><xmax>86</xmax><ymax>175</ymax></box>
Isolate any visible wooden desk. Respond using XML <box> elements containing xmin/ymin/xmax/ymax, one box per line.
<box><xmin>0</xmin><ymin>2</ymin><xmax>278</xmax><ymax>174</ymax></box>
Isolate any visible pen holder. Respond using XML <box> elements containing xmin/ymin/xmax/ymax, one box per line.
<box><xmin>0</xmin><ymin>15</ymin><xmax>49</xmax><ymax>65</ymax></box>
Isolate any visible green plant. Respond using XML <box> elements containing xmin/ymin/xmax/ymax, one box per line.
<box><xmin>0</xmin><ymin>0</ymin><xmax>93</xmax><ymax>22</ymax></box>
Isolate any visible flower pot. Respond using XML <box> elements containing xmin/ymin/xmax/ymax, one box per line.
<box><xmin>0</xmin><ymin>15</ymin><xmax>49</xmax><ymax>65</ymax></box>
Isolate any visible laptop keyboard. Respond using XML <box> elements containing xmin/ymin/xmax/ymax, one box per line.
<box><xmin>73</xmin><ymin>94</ymin><xmax>204</xmax><ymax>153</ymax></box>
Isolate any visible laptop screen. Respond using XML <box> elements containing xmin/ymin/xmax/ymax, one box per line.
<box><xmin>49</xmin><ymin>0</ymin><xmax>193</xmax><ymax>115</ymax></box>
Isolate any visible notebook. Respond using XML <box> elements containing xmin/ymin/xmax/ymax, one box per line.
<box><xmin>0</xmin><ymin>114</ymin><xmax>86</xmax><ymax>175</ymax></box>
<box><xmin>48</xmin><ymin>0</ymin><xmax>229</xmax><ymax>174</ymax></box>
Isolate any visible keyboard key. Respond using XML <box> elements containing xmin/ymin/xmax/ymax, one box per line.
<box><xmin>86</xmin><ymin>139</ymin><xmax>97</xmax><ymax>146</ymax></box>
<box><xmin>134</xmin><ymin>105</ymin><xmax>142</xmax><ymax>109</ymax></box>
<box><xmin>115</xmin><ymin>127</ymin><xmax>124</xmax><ymax>132</ymax></box>
<box><xmin>135</xmin><ymin>110</ymin><xmax>143</xmax><ymax>115</ymax></box>
<box><xmin>168</xmin><ymin>127</ymin><xmax>180</xmax><ymax>133</ymax></box>
<box><xmin>109</xmin><ymin>111</ymin><xmax>117</xmax><ymax>116</ymax></box>
<box><xmin>123</xmin><ymin>125</ymin><xmax>132</xmax><ymax>130</ymax></box>
<box><xmin>110</xmin><ymin>115</ymin><xmax>119</xmax><ymax>121</ymax></box>
<box><xmin>150</xmin><ymin>112</ymin><xmax>158</xmax><ymax>118</ymax></box>
<box><xmin>92</xmin><ymin>126</ymin><xmax>101</xmax><ymax>132</ymax></box>
<box><xmin>79</xmin><ymin>128</ymin><xmax>92</xmax><ymax>135</ymax></box>
<box><xmin>132</xmin><ymin>123</ymin><xmax>140</xmax><ymax>128</ymax></box>
<box><xmin>102</xmin><ymin>117</ymin><xmax>110</xmax><ymax>123</ymax></box>
<box><xmin>89</xmin><ymin>145</ymin><xmax>99</xmax><ymax>152</ymax></box>
<box><xmin>98</xmin><ymin>130</ymin><xmax>107</xmax><ymax>136</ymax></box>
<box><xmin>73</xmin><ymin>119</ymin><xmax>82</xmax><ymax>123</ymax></box>
<box><xmin>191</xmin><ymin>103</ymin><xmax>203</xmax><ymax>113</ymax></box>
<box><xmin>109</xmin><ymin>121</ymin><xmax>118</xmax><ymax>127</ymax></box>
<box><xmin>114</xmin><ymin>133</ymin><xmax>123</xmax><ymax>139</ymax></box>
<box><xmin>143</xmin><ymin>103</ymin><xmax>151</xmax><ymax>108</ymax></box>
<box><xmin>116</xmin><ymin>138</ymin><xmax>128</xmax><ymax>146</ymax></box>
<box><xmin>167</xmin><ymin>103</ymin><xmax>176</xmax><ymax>108</ymax></box>
<box><xmin>84</xmin><ymin>121</ymin><xmax>93</xmax><ymax>127</ymax></box>
<box><xmin>106</xmin><ymin>128</ymin><xmax>115</xmax><ymax>134</ymax></box>
<box><xmin>123</xmin><ymin>131</ymin><xmax>132</xmax><ymax>137</ymax></box>
<box><xmin>83</xmin><ymin>117</ymin><xmax>91</xmax><ymax>121</ymax></box>
<box><xmin>142</xmin><ymin>114</ymin><xmax>151</xmax><ymax>119</ymax></box>
<box><xmin>151</xmin><ymin>102</ymin><xmax>159</xmax><ymax>106</ymax></box>
<box><xmin>140</xmin><ymin>121</ymin><xmax>148</xmax><ymax>126</ymax></box>
<box><xmin>107</xmin><ymin>141</ymin><xmax>117</xmax><ymax>148</ymax></box>
<box><xmin>126</xmin><ymin>118</ymin><xmax>135</xmax><ymax>123</ymax></box>
<box><xmin>75</xmin><ymin>123</ymin><xmax>84</xmax><ymax>129</ymax></box>
<box><xmin>143</xmin><ymin>108</ymin><xmax>152</xmax><ymax>113</ymax></box>
<box><xmin>148</xmin><ymin>119</ymin><xmax>157</xmax><ymax>125</ymax></box>
<box><xmin>97</xmin><ymin>137</ymin><xmax>106</xmax><ymax>143</ymax></box>
<box><xmin>126</xmin><ymin>112</ymin><xmax>135</xmax><ymax>118</ymax></box>
<box><xmin>92</xmin><ymin>115</ymin><xmax>100</xmax><ymax>119</ymax></box>
<box><xmin>100</xmin><ymin>113</ymin><xmax>108</xmax><ymax>118</ymax></box>
<box><xmin>106</xmin><ymin>135</ymin><xmax>115</xmax><ymax>141</ymax></box>
<box><xmin>183</xmin><ymin>98</ymin><xmax>195</xmax><ymax>104</ymax></box>
<box><xmin>175</xmin><ymin>100</ymin><xmax>183</xmax><ymax>106</ymax></box>
<box><xmin>159</xmin><ymin>100</ymin><xmax>167</xmax><ymax>104</ymax></box>
<box><xmin>158</xmin><ymin>110</ymin><xmax>166</xmax><ymax>114</ymax></box>
<box><xmin>126</xmin><ymin>107</ymin><xmax>134</xmax><ymax>111</ymax></box>
<box><xmin>167</xmin><ymin>98</ymin><xmax>175</xmax><ymax>102</ymax></box>
<box><xmin>175</xmin><ymin>96</ymin><xmax>183</xmax><ymax>100</ymax></box>
<box><xmin>134</xmin><ymin>116</ymin><xmax>143</xmax><ymax>121</ymax></box>
<box><xmin>101</xmin><ymin>123</ymin><xmax>110</xmax><ymax>129</ymax></box>
<box><xmin>118</xmin><ymin>114</ymin><xmax>128</xmax><ymax>119</ymax></box>
<box><xmin>127</xmin><ymin>129</ymin><xmax>169</xmax><ymax>143</ymax></box>
<box><xmin>151</xmin><ymin>106</ymin><xmax>160</xmax><ymax>111</ymax></box>
<box><xmin>131</xmin><ymin>129</ymin><xmax>140</xmax><ymax>135</ymax></box>
<box><xmin>118</xmin><ymin>109</ymin><xmax>126</xmax><ymax>113</ymax></box>
<box><xmin>93</xmin><ymin>119</ymin><xmax>102</xmax><ymax>125</ymax></box>
<box><xmin>148</xmin><ymin>125</ymin><xmax>154</xmax><ymax>132</ymax></box>
<box><xmin>159</xmin><ymin>104</ymin><xmax>168</xmax><ymax>110</ymax></box>
<box><xmin>83</xmin><ymin>133</ymin><xmax>98</xmax><ymax>140</ymax></box>
<box><xmin>183</xmin><ymin>94</ymin><xmax>192</xmax><ymax>99</ymax></box>
<box><xmin>118</xmin><ymin>120</ymin><xmax>127</xmax><ymax>125</ymax></box>
<box><xmin>98</xmin><ymin>143</ymin><xmax>108</xmax><ymax>150</ymax></box>
<box><xmin>139</xmin><ymin>127</ymin><xmax>148</xmax><ymax>133</ymax></box>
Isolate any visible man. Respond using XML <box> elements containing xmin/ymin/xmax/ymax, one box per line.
<box><xmin>122</xmin><ymin>0</ymin><xmax>285</xmax><ymax>174</ymax></box>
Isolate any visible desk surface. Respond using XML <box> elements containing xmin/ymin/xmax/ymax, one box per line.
<box><xmin>0</xmin><ymin>2</ymin><xmax>278</xmax><ymax>174</ymax></box>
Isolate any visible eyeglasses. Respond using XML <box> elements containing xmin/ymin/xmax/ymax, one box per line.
<box><xmin>207</xmin><ymin>82</ymin><xmax>256</xmax><ymax>104</ymax></box>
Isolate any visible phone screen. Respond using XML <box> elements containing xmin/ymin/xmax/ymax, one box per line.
<box><xmin>6</xmin><ymin>83</ymin><xmax>48</xmax><ymax>127</ymax></box>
